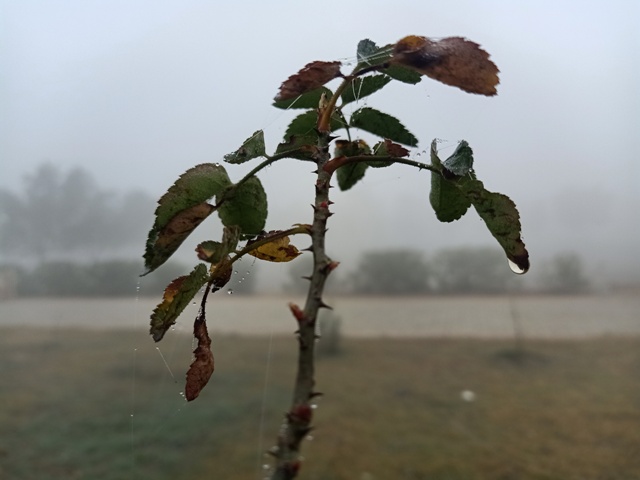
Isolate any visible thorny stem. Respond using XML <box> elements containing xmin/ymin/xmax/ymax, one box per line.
<box><xmin>270</xmin><ymin>120</ymin><xmax>335</xmax><ymax>480</ymax></box>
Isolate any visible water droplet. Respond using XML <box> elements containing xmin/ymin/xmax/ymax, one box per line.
<box><xmin>306</xmin><ymin>435</ymin><xmax>314</xmax><ymax>441</ymax></box>
<box><xmin>234</xmin><ymin>270</ymin><xmax>238</xmax><ymax>275</ymax></box>
<box><xmin>130</xmin><ymin>414</ymin><xmax>134</xmax><ymax>417</ymax></box>
<box><xmin>508</xmin><ymin>258</ymin><xmax>528</xmax><ymax>275</ymax></box>
<box><xmin>227</xmin><ymin>289</ymin><xmax>233</xmax><ymax>295</ymax></box>
<box><xmin>262</xmin><ymin>464</ymin><xmax>270</xmax><ymax>470</ymax></box>
<box><xmin>246</xmin><ymin>271</ymin><xmax>250</xmax><ymax>275</ymax></box>
<box><xmin>311</xmin><ymin>404</ymin><xmax>318</xmax><ymax>409</ymax></box>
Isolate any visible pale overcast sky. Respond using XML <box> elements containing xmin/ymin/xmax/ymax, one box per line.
<box><xmin>1</xmin><ymin>1</ymin><xmax>639</xmax><ymax>282</ymax></box>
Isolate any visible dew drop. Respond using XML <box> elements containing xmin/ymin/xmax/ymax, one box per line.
<box><xmin>227</xmin><ymin>289</ymin><xmax>233</xmax><ymax>295</ymax></box>
<box><xmin>508</xmin><ymin>258</ymin><xmax>528</xmax><ymax>275</ymax></box>
<box><xmin>311</xmin><ymin>404</ymin><xmax>318</xmax><ymax>409</ymax></box>
<box><xmin>262</xmin><ymin>464</ymin><xmax>270</xmax><ymax>470</ymax></box>
<box><xmin>306</xmin><ymin>435</ymin><xmax>314</xmax><ymax>441</ymax></box>
<box><xmin>233</xmin><ymin>270</ymin><xmax>238</xmax><ymax>275</ymax></box>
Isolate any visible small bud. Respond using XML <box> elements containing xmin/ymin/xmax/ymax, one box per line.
<box><xmin>288</xmin><ymin>302</ymin><xmax>306</xmax><ymax>323</ymax></box>
<box><xmin>290</xmin><ymin>404</ymin><xmax>313</xmax><ymax>423</ymax></box>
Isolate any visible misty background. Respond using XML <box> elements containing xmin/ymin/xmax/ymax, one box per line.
<box><xmin>1</xmin><ymin>0</ymin><xmax>639</xmax><ymax>293</ymax></box>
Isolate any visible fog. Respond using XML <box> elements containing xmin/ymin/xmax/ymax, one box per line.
<box><xmin>2</xmin><ymin>0</ymin><xmax>639</xmax><ymax>285</ymax></box>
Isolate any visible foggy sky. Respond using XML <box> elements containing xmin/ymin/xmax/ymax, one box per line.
<box><xmin>1</xmin><ymin>0</ymin><xmax>639</xmax><ymax>283</ymax></box>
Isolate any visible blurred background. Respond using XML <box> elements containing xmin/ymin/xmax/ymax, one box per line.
<box><xmin>1</xmin><ymin>1</ymin><xmax>639</xmax><ymax>479</ymax></box>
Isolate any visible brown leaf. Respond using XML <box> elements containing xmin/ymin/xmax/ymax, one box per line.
<box><xmin>382</xmin><ymin>139</ymin><xmax>409</xmax><ymax>158</ymax></box>
<box><xmin>154</xmin><ymin>202</ymin><xmax>215</xmax><ymax>252</ymax></box>
<box><xmin>392</xmin><ymin>35</ymin><xmax>499</xmax><ymax>96</ymax></box>
<box><xmin>185</xmin><ymin>314</ymin><xmax>214</xmax><ymax>401</ymax></box>
<box><xmin>275</xmin><ymin>61</ymin><xmax>342</xmax><ymax>101</ymax></box>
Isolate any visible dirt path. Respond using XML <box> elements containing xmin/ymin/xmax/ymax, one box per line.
<box><xmin>1</xmin><ymin>294</ymin><xmax>638</xmax><ymax>338</ymax></box>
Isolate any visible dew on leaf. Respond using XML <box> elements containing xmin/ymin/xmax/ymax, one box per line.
<box><xmin>508</xmin><ymin>258</ymin><xmax>528</xmax><ymax>275</ymax></box>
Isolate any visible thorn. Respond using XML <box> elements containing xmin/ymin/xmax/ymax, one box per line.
<box><xmin>302</xmin><ymin>246</ymin><xmax>313</xmax><ymax>252</ymax></box>
<box><xmin>327</xmin><ymin>135</ymin><xmax>338</xmax><ymax>142</ymax></box>
<box><xmin>327</xmin><ymin>200</ymin><xmax>335</xmax><ymax>205</ymax></box>
<box><xmin>309</xmin><ymin>391</ymin><xmax>324</xmax><ymax>399</ymax></box>
<box><xmin>301</xmin><ymin>275</ymin><xmax>312</xmax><ymax>281</ymax></box>
<box><xmin>326</xmin><ymin>211</ymin><xmax>334</xmax><ymax>217</ymax></box>
<box><xmin>318</xmin><ymin>300</ymin><xmax>333</xmax><ymax>310</ymax></box>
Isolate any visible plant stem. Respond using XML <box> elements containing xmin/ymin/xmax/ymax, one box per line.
<box><xmin>270</xmin><ymin>128</ymin><xmax>334</xmax><ymax>480</ymax></box>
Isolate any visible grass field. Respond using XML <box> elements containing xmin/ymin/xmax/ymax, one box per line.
<box><xmin>2</xmin><ymin>327</ymin><xmax>640</xmax><ymax>479</ymax></box>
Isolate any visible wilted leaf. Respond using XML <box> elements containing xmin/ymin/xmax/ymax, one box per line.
<box><xmin>149</xmin><ymin>264</ymin><xmax>209</xmax><ymax>342</ymax></box>
<box><xmin>443</xmin><ymin>140</ymin><xmax>474</xmax><ymax>176</ymax></box>
<box><xmin>224</xmin><ymin>130</ymin><xmax>266</xmax><ymax>164</ymax></box>
<box><xmin>341</xmin><ymin>75</ymin><xmax>391</xmax><ymax>105</ymax></box>
<box><xmin>429</xmin><ymin>140</ymin><xmax>472</xmax><ymax>222</ymax></box>
<box><xmin>144</xmin><ymin>164</ymin><xmax>231</xmax><ymax>274</ymax></box>
<box><xmin>273</xmin><ymin>86</ymin><xmax>332</xmax><ymax>110</ymax></box>
<box><xmin>218</xmin><ymin>176</ymin><xmax>267</xmax><ymax>235</ymax></box>
<box><xmin>392</xmin><ymin>35</ymin><xmax>499</xmax><ymax>96</ymax></box>
<box><xmin>368</xmin><ymin>139</ymin><xmax>409</xmax><ymax>168</ymax></box>
<box><xmin>350</xmin><ymin>107</ymin><xmax>418</xmax><ymax>147</ymax></box>
<box><xmin>195</xmin><ymin>226</ymin><xmax>241</xmax><ymax>263</ymax></box>
<box><xmin>275</xmin><ymin>135</ymin><xmax>319</xmax><ymax>161</ymax></box>
<box><xmin>146</xmin><ymin>202</ymin><xmax>215</xmax><ymax>272</ymax></box>
<box><xmin>185</xmin><ymin>313</ymin><xmax>214</xmax><ymax>401</ymax></box>
<box><xmin>275</xmin><ymin>61</ymin><xmax>342</xmax><ymax>101</ymax></box>
<box><xmin>248</xmin><ymin>234</ymin><xmax>301</xmax><ymax>262</ymax></box>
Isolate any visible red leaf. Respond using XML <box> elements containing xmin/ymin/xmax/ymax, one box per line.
<box><xmin>185</xmin><ymin>314</ymin><xmax>214</xmax><ymax>401</ymax></box>
<box><xmin>275</xmin><ymin>61</ymin><xmax>342</xmax><ymax>101</ymax></box>
<box><xmin>392</xmin><ymin>36</ymin><xmax>499</xmax><ymax>96</ymax></box>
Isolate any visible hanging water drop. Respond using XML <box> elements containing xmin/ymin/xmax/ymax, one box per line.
<box><xmin>227</xmin><ymin>289</ymin><xmax>233</xmax><ymax>295</ymax></box>
<box><xmin>508</xmin><ymin>258</ymin><xmax>528</xmax><ymax>275</ymax></box>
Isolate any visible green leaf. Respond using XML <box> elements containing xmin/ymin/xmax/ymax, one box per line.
<box><xmin>357</xmin><ymin>39</ymin><xmax>379</xmax><ymax>64</ymax></box>
<box><xmin>224</xmin><ymin>130</ymin><xmax>266</xmax><ymax>164</ymax></box>
<box><xmin>341</xmin><ymin>75</ymin><xmax>392</xmax><ymax>105</ymax></box>
<box><xmin>350</xmin><ymin>107</ymin><xmax>418</xmax><ymax>147</ymax></box>
<box><xmin>429</xmin><ymin>140</ymin><xmax>472</xmax><ymax>222</ymax></box>
<box><xmin>443</xmin><ymin>140</ymin><xmax>474</xmax><ymax>176</ymax></box>
<box><xmin>429</xmin><ymin>140</ymin><xmax>529</xmax><ymax>273</ymax></box>
<box><xmin>459</xmin><ymin>180</ymin><xmax>530</xmax><ymax>274</ymax></box>
<box><xmin>383</xmin><ymin>64</ymin><xmax>422</xmax><ymax>84</ymax></box>
<box><xmin>337</xmin><ymin>162</ymin><xmax>369</xmax><ymax>191</ymax></box>
<box><xmin>357</xmin><ymin>41</ymin><xmax>393</xmax><ymax>67</ymax></box>
<box><xmin>218</xmin><ymin>176</ymin><xmax>267</xmax><ymax>235</ymax></box>
<box><xmin>273</xmin><ymin>87</ymin><xmax>332</xmax><ymax>110</ymax></box>
<box><xmin>368</xmin><ymin>139</ymin><xmax>409</xmax><ymax>168</ymax></box>
<box><xmin>285</xmin><ymin>110</ymin><xmax>344</xmax><ymax>139</ymax></box>
<box><xmin>150</xmin><ymin>263</ymin><xmax>209</xmax><ymax>342</ymax></box>
<box><xmin>144</xmin><ymin>164</ymin><xmax>231</xmax><ymax>274</ymax></box>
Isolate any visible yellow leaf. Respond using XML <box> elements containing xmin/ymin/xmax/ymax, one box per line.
<box><xmin>249</xmin><ymin>236</ymin><xmax>301</xmax><ymax>263</ymax></box>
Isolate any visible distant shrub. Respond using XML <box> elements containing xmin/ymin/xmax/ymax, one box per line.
<box><xmin>347</xmin><ymin>249</ymin><xmax>432</xmax><ymax>295</ymax></box>
<box><xmin>539</xmin><ymin>253</ymin><xmax>590</xmax><ymax>294</ymax></box>
<box><xmin>430</xmin><ymin>247</ymin><xmax>515</xmax><ymax>294</ymax></box>
<box><xmin>8</xmin><ymin>260</ymin><xmax>188</xmax><ymax>297</ymax></box>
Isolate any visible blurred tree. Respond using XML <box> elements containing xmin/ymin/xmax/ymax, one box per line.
<box><xmin>539</xmin><ymin>252</ymin><xmax>590</xmax><ymax>293</ymax></box>
<box><xmin>347</xmin><ymin>249</ymin><xmax>431</xmax><ymax>295</ymax></box>
<box><xmin>0</xmin><ymin>162</ymin><xmax>155</xmax><ymax>262</ymax></box>
<box><xmin>431</xmin><ymin>246</ymin><xmax>514</xmax><ymax>294</ymax></box>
